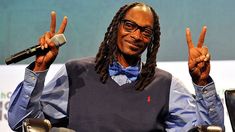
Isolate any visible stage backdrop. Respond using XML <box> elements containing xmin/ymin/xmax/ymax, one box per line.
<box><xmin>0</xmin><ymin>0</ymin><xmax>235</xmax><ymax>64</ymax></box>
<box><xmin>1</xmin><ymin>61</ymin><xmax>235</xmax><ymax>131</ymax></box>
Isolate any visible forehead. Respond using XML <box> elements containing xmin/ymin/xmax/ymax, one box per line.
<box><xmin>124</xmin><ymin>5</ymin><xmax>154</xmax><ymax>28</ymax></box>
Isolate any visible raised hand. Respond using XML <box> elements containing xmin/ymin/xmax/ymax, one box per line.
<box><xmin>34</xmin><ymin>11</ymin><xmax>67</xmax><ymax>72</ymax></box>
<box><xmin>186</xmin><ymin>26</ymin><xmax>210</xmax><ymax>86</ymax></box>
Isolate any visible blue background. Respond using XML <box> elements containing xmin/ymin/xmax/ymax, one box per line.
<box><xmin>1</xmin><ymin>0</ymin><xmax>234</xmax><ymax>64</ymax></box>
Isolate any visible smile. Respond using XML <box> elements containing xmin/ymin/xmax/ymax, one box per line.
<box><xmin>125</xmin><ymin>41</ymin><xmax>142</xmax><ymax>49</ymax></box>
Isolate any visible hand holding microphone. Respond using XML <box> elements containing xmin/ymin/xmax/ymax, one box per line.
<box><xmin>34</xmin><ymin>11</ymin><xmax>67</xmax><ymax>71</ymax></box>
<box><xmin>5</xmin><ymin>34</ymin><xmax>67</xmax><ymax>65</ymax></box>
<box><xmin>5</xmin><ymin>11</ymin><xmax>68</xmax><ymax>72</ymax></box>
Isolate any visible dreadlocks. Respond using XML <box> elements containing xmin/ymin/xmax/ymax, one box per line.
<box><xmin>95</xmin><ymin>2</ymin><xmax>161</xmax><ymax>91</ymax></box>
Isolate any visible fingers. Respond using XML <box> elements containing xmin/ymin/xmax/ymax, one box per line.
<box><xmin>39</xmin><ymin>32</ymin><xmax>50</xmax><ymax>50</ymax></box>
<box><xmin>39</xmin><ymin>35</ymin><xmax>45</xmax><ymax>50</ymax></box>
<box><xmin>190</xmin><ymin>63</ymin><xmax>210</xmax><ymax>83</ymax></box>
<box><xmin>190</xmin><ymin>66</ymin><xmax>201</xmax><ymax>77</ymax></box>
<box><xmin>186</xmin><ymin>28</ymin><xmax>194</xmax><ymax>49</ymax></box>
<box><xmin>39</xmin><ymin>32</ymin><xmax>55</xmax><ymax>50</ymax></box>
<box><xmin>57</xmin><ymin>16</ymin><xmax>68</xmax><ymax>34</ymax></box>
<box><xmin>189</xmin><ymin>52</ymin><xmax>210</xmax><ymax>67</ymax></box>
<box><xmin>201</xmin><ymin>46</ymin><xmax>208</xmax><ymax>54</ymax></box>
<box><xmin>39</xmin><ymin>11</ymin><xmax>67</xmax><ymax>49</ymax></box>
<box><xmin>189</xmin><ymin>60</ymin><xmax>210</xmax><ymax>80</ymax></box>
<box><xmin>197</xmin><ymin>26</ymin><xmax>207</xmax><ymax>48</ymax></box>
<box><xmin>45</xmin><ymin>32</ymin><xmax>51</xmax><ymax>47</ymax></box>
<box><xmin>50</xmin><ymin>11</ymin><xmax>56</xmax><ymax>35</ymax></box>
<box><xmin>45</xmin><ymin>32</ymin><xmax>58</xmax><ymax>52</ymax></box>
<box><xmin>201</xmin><ymin>46</ymin><xmax>210</xmax><ymax>61</ymax></box>
<box><xmin>204</xmin><ymin>53</ymin><xmax>210</xmax><ymax>61</ymax></box>
<box><xmin>201</xmin><ymin>63</ymin><xmax>210</xmax><ymax>79</ymax></box>
<box><xmin>188</xmin><ymin>51</ymin><xmax>209</xmax><ymax>70</ymax></box>
<box><xmin>50</xmin><ymin>11</ymin><xmax>68</xmax><ymax>34</ymax></box>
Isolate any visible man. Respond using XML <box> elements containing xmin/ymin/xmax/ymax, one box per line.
<box><xmin>8</xmin><ymin>2</ymin><xmax>224</xmax><ymax>131</ymax></box>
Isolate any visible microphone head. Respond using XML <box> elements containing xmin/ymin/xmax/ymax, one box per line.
<box><xmin>51</xmin><ymin>34</ymin><xmax>67</xmax><ymax>47</ymax></box>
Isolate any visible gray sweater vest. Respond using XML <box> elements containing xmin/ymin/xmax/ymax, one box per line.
<box><xmin>65</xmin><ymin>57</ymin><xmax>172</xmax><ymax>132</ymax></box>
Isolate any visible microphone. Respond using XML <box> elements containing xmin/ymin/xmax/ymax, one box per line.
<box><xmin>5</xmin><ymin>34</ymin><xmax>67</xmax><ymax>65</ymax></box>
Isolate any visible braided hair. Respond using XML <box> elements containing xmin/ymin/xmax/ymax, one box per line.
<box><xmin>95</xmin><ymin>2</ymin><xmax>161</xmax><ymax>91</ymax></box>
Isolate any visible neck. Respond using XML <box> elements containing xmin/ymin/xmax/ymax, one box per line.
<box><xmin>116</xmin><ymin>53</ymin><xmax>140</xmax><ymax>68</ymax></box>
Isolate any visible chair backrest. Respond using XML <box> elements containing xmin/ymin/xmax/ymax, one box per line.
<box><xmin>22</xmin><ymin>118</ymin><xmax>52</xmax><ymax>132</ymax></box>
<box><xmin>224</xmin><ymin>90</ymin><xmax>235</xmax><ymax>131</ymax></box>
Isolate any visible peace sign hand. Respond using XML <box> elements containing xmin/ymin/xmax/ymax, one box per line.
<box><xmin>34</xmin><ymin>11</ymin><xmax>67</xmax><ymax>72</ymax></box>
<box><xmin>186</xmin><ymin>26</ymin><xmax>211</xmax><ymax>86</ymax></box>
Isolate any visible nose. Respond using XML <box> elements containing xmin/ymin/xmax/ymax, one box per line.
<box><xmin>130</xmin><ymin>29</ymin><xmax>142</xmax><ymax>40</ymax></box>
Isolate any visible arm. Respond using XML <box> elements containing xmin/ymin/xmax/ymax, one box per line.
<box><xmin>185</xmin><ymin>26</ymin><xmax>224</xmax><ymax>127</ymax></box>
<box><xmin>8</xmin><ymin>11</ymin><xmax>68</xmax><ymax>131</ymax></box>
<box><xmin>8</xmin><ymin>63</ymin><xmax>47</xmax><ymax>130</ymax></box>
<box><xmin>165</xmin><ymin>76</ymin><xmax>224</xmax><ymax>132</ymax></box>
<box><xmin>193</xmin><ymin>77</ymin><xmax>224</xmax><ymax>126</ymax></box>
<box><xmin>8</xmin><ymin>64</ymin><xmax>69</xmax><ymax>131</ymax></box>
<box><xmin>165</xmin><ymin>26</ymin><xmax>224</xmax><ymax>131</ymax></box>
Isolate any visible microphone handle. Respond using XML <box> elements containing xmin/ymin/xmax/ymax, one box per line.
<box><xmin>5</xmin><ymin>34</ymin><xmax>66</xmax><ymax>65</ymax></box>
<box><xmin>5</xmin><ymin>45</ymin><xmax>49</xmax><ymax>65</ymax></box>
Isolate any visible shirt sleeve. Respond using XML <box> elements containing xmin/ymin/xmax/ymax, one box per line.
<box><xmin>193</xmin><ymin>77</ymin><xmax>224</xmax><ymax>126</ymax></box>
<box><xmin>8</xmin><ymin>63</ymin><xmax>69</xmax><ymax>131</ymax></box>
<box><xmin>165</xmin><ymin>76</ymin><xmax>224</xmax><ymax>132</ymax></box>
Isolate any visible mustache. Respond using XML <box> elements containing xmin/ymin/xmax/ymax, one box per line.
<box><xmin>125</xmin><ymin>40</ymin><xmax>145</xmax><ymax>47</ymax></box>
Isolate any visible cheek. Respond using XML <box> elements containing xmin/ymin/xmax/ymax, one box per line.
<box><xmin>117</xmin><ymin>29</ymin><xmax>128</xmax><ymax>50</ymax></box>
<box><xmin>137</xmin><ymin>43</ymin><xmax>148</xmax><ymax>55</ymax></box>
<box><xmin>117</xmin><ymin>30</ymin><xmax>122</xmax><ymax>49</ymax></box>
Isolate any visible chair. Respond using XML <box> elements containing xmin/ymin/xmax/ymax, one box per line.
<box><xmin>224</xmin><ymin>89</ymin><xmax>235</xmax><ymax>131</ymax></box>
<box><xmin>22</xmin><ymin>118</ymin><xmax>52</xmax><ymax>132</ymax></box>
<box><xmin>22</xmin><ymin>118</ymin><xmax>75</xmax><ymax>132</ymax></box>
<box><xmin>21</xmin><ymin>118</ymin><xmax>223</xmax><ymax>132</ymax></box>
<box><xmin>188</xmin><ymin>125</ymin><xmax>223</xmax><ymax>132</ymax></box>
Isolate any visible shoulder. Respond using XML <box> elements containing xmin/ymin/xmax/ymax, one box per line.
<box><xmin>154</xmin><ymin>68</ymin><xmax>188</xmax><ymax>92</ymax></box>
<box><xmin>64</xmin><ymin>56</ymin><xmax>96</xmax><ymax>72</ymax></box>
<box><xmin>65</xmin><ymin>56</ymin><xmax>95</xmax><ymax>67</ymax></box>
<box><xmin>154</xmin><ymin>67</ymin><xmax>172</xmax><ymax>80</ymax></box>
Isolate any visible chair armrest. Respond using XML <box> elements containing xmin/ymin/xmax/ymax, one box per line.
<box><xmin>188</xmin><ymin>125</ymin><xmax>223</xmax><ymax>132</ymax></box>
<box><xmin>22</xmin><ymin>118</ymin><xmax>52</xmax><ymax>132</ymax></box>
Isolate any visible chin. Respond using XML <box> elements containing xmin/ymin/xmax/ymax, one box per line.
<box><xmin>118</xmin><ymin>44</ymin><xmax>145</xmax><ymax>57</ymax></box>
<box><xmin>123</xmin><ymin>49</ymin><xmax>141</xmax><ymax>57</ymax></box>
